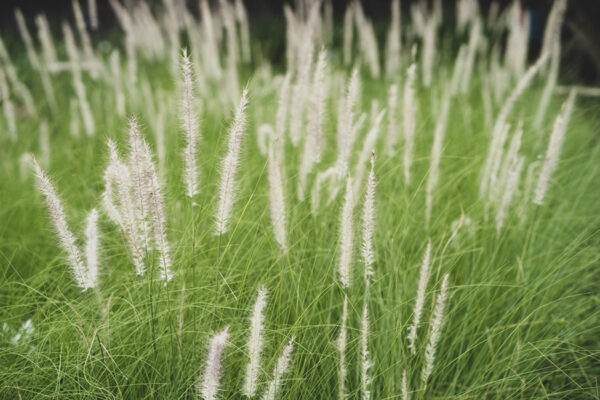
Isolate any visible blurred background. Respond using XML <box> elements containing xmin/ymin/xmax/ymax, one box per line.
<box><xmin>0</xmin><ymin>0</ymin><xmax>599</xmax><ymax>83</ymax></box>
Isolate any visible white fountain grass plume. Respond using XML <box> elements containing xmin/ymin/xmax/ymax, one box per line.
<box><xmin>533</xmin><ymin>89</ymin><xmax>576</xmax><ymax>205</ymax></box>
<box><xmin>459</xmin><ymin>17</ymin><xmax>481</xmax><ymax>94</ymax></box>
<box><xmin>267</xmin><ymin>143</ymin><xmax>288</xmax><ymax>252</ymax></box>
<box><xmin>298</xmin><ymin>48</ymin><xmax>327</xmax><ymax>201</ymax></box>
<box><xmin>535</xmin><ymin>0</ymin><xmax>567</xmax><ymax>129</ymax></box>
<box><xmin>504</xmin><ymin>2</ymin><xmax>530</xmax><ymax>78</ymax></box>
<box><xmin>534</xmin><ymin>41</ymin><xmax>560</xmax><ymax>131</ymax></box>
<box><xmin>198</xmin><ymin>326</ymin><xmax>230</xmax><ymax>400</ymax></box>
<box><xmin>257</xmin><ymin>124</ymin><xmax>274</xmax><ymax>157</ymax></box>
<box><xmin>200</xmin><ymin>0</ymin><xmax>221</xmax><ymax>79</ymax></box>
<box><xmin>221</xmin><ymin>0</ymin><xmax>240</xmax><ymax>105</ymax></box>
<box><xmin>480</xmin><ymin>52</ymin><xmax>550</xmax><ymax>199</ymax></box>
<box><xmin>456</xmin><ymin>0</ymin><xmax>479</xmax><ymax>32</ymax></box>
<box><xmin>235</xmin><ymin>0</ymin><xmax>251</xmax><ymax>63</ymax></box>
<box><xmin>102</xmin><ymin>139</ymin><xmax>146</xmax><ymax>276</ymax></box>
<box><xmin>14</xmin><ymin>9</ymin><xmax>40</xmax><ymax>70</ymax></box>
<box><xmin>337</xmin><ymin>294</ymin><xmax>348</xmax><ymax>400</ymax></box>
<box><xmin>32</xmin><ymin>157</ymin><xmax>96</xmax><ymax>291</ymax></box>
<box><xmin>421</xmin><ymin>273</ymin><xmax>450</xmax><ymax>386</ymax></box>
<box><xmin>495</xmin><ymin>154</ymin><xmax>524</xmax><ymax>234</ymax></box>
<box><xmin>361</xmin><ymin>154</ymin><xmax>377</xmax><ymax>282</ymax></box>
<box><xmin>324</xmin><ymin>0</ymin><xmax>334</xmax><ymax>44</ymax></box>
<box><xmin>35</xmin><ymin>14</ymin><xmax>58</xmax><ymax>65</ymax></box>
<box><xmin>337</xmin><ymin>68</ymin><xmax>361</xmax><ymax>178</ymax></box>
<box><xmin>215</xmin><ymin>88</ymin><xmax>249</xmax><ymax>235</ymax></box>
<box><xmin>243</xmin><ymin>286</ymin><xmax>268</xmax><ymax>397</ymax></box>
<box><xmin>312</xmin><ymin>69</ymin><xmax>361</xmax><ymax>212</ymax></box>
<box><xmin>88</xmin><ymin>0</ymin><xmax>99</xmax><ymax>29</ymax></box>
<box><xmin>403</xmin><ymin>62</ymin><xmax>417</xmax><ymax>184</ymax></box>
<box><xmin>180</xmin><ymin>49</ymin><xmax>200</xmax><ymax>199</ymax></box>
<box><xmin>289</xmin><ymin>35</ymin><xmax>314</xmax><ymax>147</ymax></box>
<box><xmin>84</xmin><ymin>208</ymin><xmax>100</xmax><ymax>289</ymax></box>
<box><xmin>385</xmin><ymin>84</ymin><xmax>399</xmax><ymax>155</ymax></box>
<box><xmin>109</xmin><ymin>50</ymin><xmax>125</xmax><ymax>116</ymax></box>
<box><xmin>421</xmin><ymin>17</ymin><xmax>437</xmax><ymax>87</ymax></box>
<box><xmin>338</xmin><ymin>177</ymin><xmax>354</xmax><ymax>288</ymax></box>
<box><xmin>71</xmin><ymin>0</ymin><xmax>96</xmax><ymax>75</ymax></box>
<box><xmin>449</xmin><ymin>45</ymin><xmax>467</xmax><ymax>96</ymax></box>
<box><xmin>343</xmin><ymin>5</ymin><xmax>354</xmax><ymax>66</ymax></box>
<box><xmin>274</xmin><ymin>72</ymin><xmax>292</xmax><ymax>157</ymax></box>
<box><xmin>0</xmin><ymin>67</ymin><xmax>16</xmax><ymax>142</ymax></box>
<box><xmin>353</xmin><ymin>2</ymin><xmax>380</xmax><ymax>78</ymax></box>
<box><xmin>127</xmin><ymin>115</ymin><xmax>152</xmax><ymax>250</ymax></box>
<box><xmin>540</xmin><ymin>0</ymin><xmax>568</xmax><ymax>62</ymax></box>
<box><xmin>518</xmin><ymin>160</ymin><xmax>541</xmax><ymax>224</ymax></box>
<box><xmin>142</xmin><ymin>139</ymin><xmax>174</xmax><ymax>282</ymax></box>
<box><xmin>498</xmin><ymin>122</ymin><xmax>523</xmax><ymax>189</ymax></box>
<box><xmin>63</xmin><ymin>23</ymin><xmax>95</xmax><ymax>137</ymax></box>
<box><xmin>126</xmin><ymin>117</ymin><xmax>169</xmax><ymax>274</ymax></box>
<box><xmin>425</xmin><ymin>91</ymin><xmax>451</xmax><ymax>229</ymax></box>
<box><xmin>385</xmin><ymin>0</ymin><xmax>401</xmax><ymax>79</ymax></box>
<box><xmin>353</xmin><ymin>110</ymin><xmax>384</xmax><ymax>196</ymax></box>
<box><xmin>283</xmin><ymin>5</ymin><xmax>297</xmax><ymax>69</ymax></box>
<box><xmin>407</xmin><ymin>240</ymin><xmax>432</xmax><ymax>354</ymax></box>
<box><xmin>262</xmin><ymin>338</ymin><xmax>295</xmax><ymax>400</ymax></box>
<box><xmin>360</xmin><ymin>301</ymin><xmax>372</xmax><ymax>400</ymax></box>
<box><xmin>401</xmin><ymin>368</ymin><xmax>410</xmax><ymax>400</ymax></box>
<box><xmin>102</xmin><ymin>139</ymin><xmax>125</xmax><ymax>226</ymax></box>
<box><xmin>0</xmin><ymin>37</ymin><xmax>36</xmax><ymax>116</ymax></box>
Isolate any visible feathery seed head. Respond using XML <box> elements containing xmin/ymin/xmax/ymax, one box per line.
<box><xmin>215</xmin><ymin>88</ymin><xmax>249</xmax><ymax>235</ymax></box>
<box><xmin>360</xmin><ymin>302</ymin><xmax>372</xmax><ymax>400</ymax></box>
<box><xmin>32</xmin><ymin>157</ymin><xmax>91</xmax><ymax>291</ymax></box>
<box><xmin>361</xmin><ymin>153</ymin><xmax>376</xmax><ymax>281</ymax></box>
<box><xmin>421</xmin><ymin>273</ymin><xmax>450</xmax><ymax>385</ymax></box>
<box><xmin>262</xmin><ymin>337</ymin><xmax>295</xmax><ymax>400</ymax></box>
<box><xmin>338</xmin><ymin>177</ymin><xmax>354</xmax><ymax>288</ymax></box>
<box><xmin>533</xmin><ymin>89</ymin><xmax>576</xmax><ymax>205</ymax></box>
<box><xmin>243</xmin><ymin>286</ymin><xmax>268</xmax><ymax>397</ymax></box>
<box><xmin>199</xmin><ymin>326</ymin><xmax>230</xmax><ymax>400</ymax></box>
<box><xmin>180</xmin><ymin>48</ymin><xmax>201</xmax><ymax>198</ymax></box>
<box><xmin>408</xmin><ymin>240</ymin><xmax>432</xmax><ymax>353</ymax></box>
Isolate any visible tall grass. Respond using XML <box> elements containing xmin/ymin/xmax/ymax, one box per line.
<box><xmin>0</xmin><ymin>0</ymin><xmax>599</xmax><ymax>399</ymax></box>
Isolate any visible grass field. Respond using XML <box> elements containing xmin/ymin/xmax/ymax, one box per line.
<box><xmin>0</xmin><ymin>1</ymin><xmax>599</xmax><ymax>399</ymax></box>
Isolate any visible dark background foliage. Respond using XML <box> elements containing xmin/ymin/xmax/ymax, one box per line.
<box><xmin>0</xmin><ymin>0</ymin><xmax>599</xmax><ymax>83</ymax></box>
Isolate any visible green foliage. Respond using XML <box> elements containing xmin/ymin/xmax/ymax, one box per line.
<box><xmin>0</xmin><ymin>45</ymin><xmax>599</xmax><ymax>400</ymax></box>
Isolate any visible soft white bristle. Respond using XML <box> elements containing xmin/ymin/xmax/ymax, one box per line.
<box><xmin>180</xmin><ymin>49</ymin><xmax>200</xmax><ymax>199</ymax></box>
<box><xmin>425</xmin><ymin>92</ymin><xmax>451</xmax><ymax>229</ymax></box>
<box><xmin>338</xmin><ymin>178</ymin><xmax>354</xmax><ymax>288</ymax></box>
<box><xmin>268</xmin><ymin>145</ymin><xmax>288</xmax><ymax>252</ymax></box>
<box><xmin>360</xmin><ymin>302</ymin><xmax>372</xmax><ymax>400</ymax></box>
<box><xmin>403</xmin><ymin>63</ymin><xmax>417</xmax><ymax>184</ymax></box>
<box><xmin>533</xmin><ymin>90</ymin><xmax>576</xmax><ymax>205</ymax></box>
<box><xmin>262</xmin><ymin>338</ymin><xmax>295</xmax><ymax>400</ymax></box>
<box><xmin>401</xmin><ymin>368</ymin><xmax>410</xmax><ymax>400</ymax></box>
<box><xmin>421</xmin><ymin>274</ymin><xmax>450</xmax><ymax>385</ymax></box>
<box><xmin>299</xmin><ymin>48</ymin><xmax>327</xmax><ymax>201</ymax></box>
<box><xmin>32</xmin><ymin>158</ymin><xmax>91</xmax><ymax>291</ymax></box>
<box><xmin>407</xmin><ymin>240</ymin><xmax>432</xmax><ymax>354</ymax></box>
<box><xmin>215</xmin><ymin>88</ymin><xmax>249</xmax><ymax>235</ymax></box>
<box><xmin>199</xmin><ymin>327</ymin><xmax>230</xmax><ymax>400</ymax></box>
<box><xmin>480</xmin><ymin>52</ymin><xmax>549</xmax><ymax>200</ymax></box>
<box><xmin>337</xmin><ymin>294</ymin><xmax>348</xmax><ymax>400</ymax></box>
<box><xmin>243</xmin><ymin>286</ymin><xmax>268</xmax><ymax>397</ymax></box>
<box><xmin>361</xmin><ymin>153</ymin><xmax>376</xmax><ymax>282</ymax></box>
